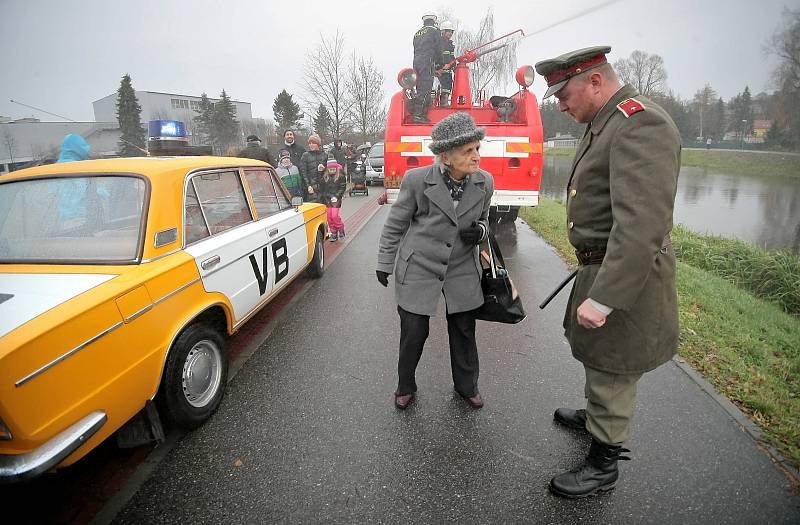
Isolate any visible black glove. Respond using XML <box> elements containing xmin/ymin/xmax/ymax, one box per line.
<box><xmin>459</xmin><ymin>222</ymin><xmax>483</xmax><ymax>245</ymax></box>
<box><xmin>376</xmin><ymin>270</ymin><xmax>389</xmax><ymax>287</ymax></box>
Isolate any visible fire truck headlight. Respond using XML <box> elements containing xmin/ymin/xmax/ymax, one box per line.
<box><xmin>516</xmin><ymin>66</ymin><xmax>535</xmax><ymax>88</ymax></box>
<box><xmin>398</xmin><ymin>68</ymin><xmax>417</xmax><ymax>90</ymax></box>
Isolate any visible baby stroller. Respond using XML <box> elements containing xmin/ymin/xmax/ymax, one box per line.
<box><xmin>349</xmin><ymin>156</ymin><xmax>369</xmax><ymax>196</ymax></box>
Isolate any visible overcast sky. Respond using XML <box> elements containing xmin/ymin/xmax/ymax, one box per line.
<box><xmin>0</xmin><ymin>0</ymin><xmax>793</xmax><ymax>124</ymax></box>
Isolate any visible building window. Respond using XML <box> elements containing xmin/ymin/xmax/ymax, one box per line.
<box><xmin>190</xmin><ymin>100</ymin><xmax>201</xmax><ymax>111</ymax></box>
<box><xmin>171</xmin><ymin>98</ymin><xmax>190</xmax><ymax>110</ymax></box>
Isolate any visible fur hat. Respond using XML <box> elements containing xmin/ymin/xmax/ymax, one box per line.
<box><xmin>308</xmin><ymin>133</ymin><xmax>322</xmax><ymax>146</ymax></box>
<box><xmin>428</xmin><ymin>112</ymin><xmax>485</xmax><ymax>154</ymax></box>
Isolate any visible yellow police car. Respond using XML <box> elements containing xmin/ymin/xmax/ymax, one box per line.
<box><xmin>0</xmin><ymin>156</ymin><xmax>327</xmax><ymax>482</ymax></box>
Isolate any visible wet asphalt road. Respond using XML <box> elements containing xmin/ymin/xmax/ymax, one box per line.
<box><xmin>113</xmin><ymin>205</ymin><xmax>800</xmax><ymax>524</ymax></box>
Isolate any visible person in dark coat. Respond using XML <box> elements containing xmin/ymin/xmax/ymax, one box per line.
<box><xmin>376</xmin><ymin>112</ymin><xmax>494</xmax><ymax>410</ymax></box>
<box><xmin>410</xmin><ymin>13</ymin><xmax>442</xmax><ymax>123</ymax></box>
<box><xmin>237</xmin><ymin>134</ymin><xmax>274</xmax><ymax>166</ymax></box>
<box><xmin>534</xmin><ymin>46</ymin><xmax>681</xmax><ymax>499</ymax></box>
<box><xmin>282</xmin><ymin>129</ymin><xmax>305</xmax><ymax>168</ymax></box>
<box><xmin>437</xmin><ymin>21</ymin><xmax>456</xmax><ymax>107</ymax></box>
<box><xmin>329</xmin><ymin>138</ymin><xmax>347</xmax><ymax>168</ymax></box>
<box><xmin>298</xmin><ymin>133</ymin><xmax>327</xmax><ymax>202</ymax></box>
<box><xmin>319</xmin><ymin>159</ymin><xmax>347</xmax><ymax>241</ymax></box>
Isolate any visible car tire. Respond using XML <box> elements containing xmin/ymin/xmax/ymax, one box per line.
<box><xmin>305</xmin><ymin>229</ymin><xmax>325</xmax><ymax>278</ymax></box>
<box><xmin>158</xmin><ymin>324</ymin><xmax>228</xmax><ymax>430</ymax></box>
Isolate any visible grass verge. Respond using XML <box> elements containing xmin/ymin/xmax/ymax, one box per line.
<box><xmin>519</xmin><ymin>200</ymin><xmax>800</xmax><ymax>468</ymax></box>
<box><xmin>544</xmin><ymin>147</ymin><xmax>800</xmax><ymax>178</ymax></box>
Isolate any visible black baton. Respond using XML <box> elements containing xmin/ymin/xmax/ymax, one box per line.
<box><xmin>539</xmin><ymin>269</ymin><xmax>579</xmax><ymax>309</ymax></box>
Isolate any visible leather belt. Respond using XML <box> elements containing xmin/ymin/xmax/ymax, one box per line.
<box><xmin>575</xmin><ymin>236</ymin><xmax>672</xmax><ymax>266</ymax></box>
<box><xmin>575</xmin><ymin>249</ymin><xmax>606</xmax><ymax>266</ymax></box>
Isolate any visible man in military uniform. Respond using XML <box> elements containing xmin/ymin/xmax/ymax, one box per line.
<box><xmin>437</xmin><ymin>21</ymin><xmax>456</xmax><ymax>107</ymax></box>
<box><xmin>534</xmin><ymin>46</ymin><xmax>681</xmax><ymax>498</ymax></box>
<box><xmin>411</xmin><ymin>13</ymin><xmax>442</xmax><ymax>123</ymax></box>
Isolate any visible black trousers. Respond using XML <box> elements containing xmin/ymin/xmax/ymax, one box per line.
<box><xmin>396</xmin><ymin>305</ymin><xmax>479</xmax><ymax>396</ymax></box>
<box><xmin>412</xmin><ymin>60</ymin><xmax>434</xmax><ymax>117</ymax></box>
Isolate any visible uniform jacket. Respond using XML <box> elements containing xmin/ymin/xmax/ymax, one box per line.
<box><xmin>413</xmin><ymin>24</ymin><xmax>442</xmax><ymax>72</ymax></box>
<box><xmin>564</xmin><ymin>84</ymin><xmax>681</xmax><ymax>374</ymax></box>
<box><xmin>298</xmin><ymin>149</ymin><xmax>328</xmax><ymax>202</ymax></box>
<box><xmin>438</xmin><ymin>36</ymin><xmax>455</xmax><ymax>71</ymax></box>
<box><xmin>377</xmin><ymin>163</ymin><xmax>494</xmax><ymax>316</ymax></box>
<box><xmin>319</xmin><ymin>173</ymin><xmax>346</xmax><ymax>208</ymax></box>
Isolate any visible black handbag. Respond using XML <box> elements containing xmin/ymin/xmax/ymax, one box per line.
<box><xmin>475</xmin><ymin>229</ymin><xmax>526</xmax><ymax>324</ymax></box>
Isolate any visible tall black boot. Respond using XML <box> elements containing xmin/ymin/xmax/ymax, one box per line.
<box><xmin>549</xmin><ymin>438</ymin><xmax>630</xmax><ymax>498</ymax></box>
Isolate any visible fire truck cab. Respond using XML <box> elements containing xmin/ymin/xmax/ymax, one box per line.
<box><xmin>383</xmin><ymin>35</ymin><xmax>543</xmax><ymax>224</ymax></box>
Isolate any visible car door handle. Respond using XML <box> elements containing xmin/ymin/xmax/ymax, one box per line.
<box><xmin>201</xmin><ymin>255</ymin><xmax>220</xmax><ymax>270</ymax></box>
<box><xmin>268</xmin><ymin>228</ymin><xmax>279</xmax><ymax>237</ymax></box>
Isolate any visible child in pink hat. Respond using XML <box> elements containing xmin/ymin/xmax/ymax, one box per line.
<box><xmin>320</xmin><ymin>159</ymin><xmax>347</xmax><ymax>241</ymax></box>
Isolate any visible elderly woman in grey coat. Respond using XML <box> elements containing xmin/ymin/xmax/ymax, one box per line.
<box><xmin>376</xmin><ymin>113</ymin><xmax>494</xmax><ymax>410</ymax></box>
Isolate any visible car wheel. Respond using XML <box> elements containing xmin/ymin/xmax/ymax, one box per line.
<box><xmin>305</xmin><ymin>229</ymin><xmax>325</xmax><ymax>278</ymax></box>
<box><xmin>159</xmin><ymin>324</ymin><xmax>228</xmax><ymax>430</ymax></box>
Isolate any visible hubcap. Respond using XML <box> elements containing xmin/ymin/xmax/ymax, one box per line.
<box><xmin>182</xmin><ymin>340</ymin><xmax>222</xmax><ymax>408</ymax></box>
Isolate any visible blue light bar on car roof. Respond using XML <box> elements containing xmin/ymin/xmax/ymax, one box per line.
<box><xmin>148</xmin><ymin>120</ymin><xmax>187</xmax><ymax>140</ymax></box>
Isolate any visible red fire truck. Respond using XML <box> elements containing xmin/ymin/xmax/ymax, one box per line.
<box><xmin>382</xmin><ymin>30</ymin><xmax>543</xmax><ymax>224</ymax></box>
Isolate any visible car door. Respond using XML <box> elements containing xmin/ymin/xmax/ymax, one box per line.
<box><xmin>183</xmin><ymin>169</ymin><xmax>269</xmax><ymax>323</ymax></box>
<box><xmin>241</xmin><ymin>168</ymin><xmax>308</xmax><ymax>294</ymax></box>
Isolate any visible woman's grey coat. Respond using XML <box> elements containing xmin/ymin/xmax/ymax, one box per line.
<box><xmin>377</xmin><ymin>164</ymin><xmax>494</xmax><ymax>316</ymax></box>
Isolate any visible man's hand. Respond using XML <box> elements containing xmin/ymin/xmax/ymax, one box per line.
<box><xmin>376</xmin><ymin>270</ymin><xmax>389</xmax><ymax>287</ymax></box>
<box><xmin>577</xmin><ymin>299</ymin><xmax>607</xmax><ymax>329</ymax></box>
<box><xmin>459</xmin><ymin>222</ymin><xmax>482</xmax><ymax>245</ymax></box>
<box><xmin>307</xmin><ymin>186</ymin><xmax>315</xmax><ymax>194</ymax></box>
<box><xmin>317</xmin><ymin>164</ymin><xmax>325</xmax><ymax>171</ymax></box>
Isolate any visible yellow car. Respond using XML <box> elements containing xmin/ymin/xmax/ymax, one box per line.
<box><xmin>0</xmin><ymin>156</ymin><xmax>327</xmax><ymax>482</ymax></box>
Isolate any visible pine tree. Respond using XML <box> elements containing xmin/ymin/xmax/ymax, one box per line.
<box><xmin>193</xmin><ymin>93</ymin><xmax>215</xmax><ymax>147</ymax></box>
<box><xmin>272</xmin><ymin>89</ymin><xmax>304</xmax><ymax>135</ymax></box>
<box><xmin>115</xmin><ymin>74</ymin><xmax>146</xmax><ymax>156</ymax></box>
<box><xmin>212</xmin><ymin>90</ymin><xmax>240</xmax><ymax>154</ymax></box>
<box><xmin>313</xmin><ymin>104</ymin><xmax>332</xmax><ymax>143</ymax></box>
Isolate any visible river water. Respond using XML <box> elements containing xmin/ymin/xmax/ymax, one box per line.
<box><xmin>540</xmin><ymin>156</ymin><xmax>800</xmax><ymax>254</ymax></box>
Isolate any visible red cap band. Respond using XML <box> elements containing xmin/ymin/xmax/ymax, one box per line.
<box><xmin>544</xmin><ymin>54</ymin><xmax>608</xmax><ymax>87</ymax></box>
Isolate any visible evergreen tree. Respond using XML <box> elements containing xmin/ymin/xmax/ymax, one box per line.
<box><xmin>193</xmin><ymin>93</ymin><xmax>214</xmax><ymax>147</ymax></box>
<box><xmin>538</xmin><ymin>99</ymin><xmax>584</xmax><ymax>139</ymax></box>
<box><xmin>272</xmin><ymin>89</ymin><xmax>304</xmax><ymax>135</ymax></box>
<box><xmin>212</xmin><ymin>89</ymin><xmax>240</xmax><ymax>154</ymax></box>
<box><xmin>313</xmin><ymin>104</ymin><xmax>333</xmax><ymax>143</ymax></box>
<box><xmin>707</xmin><ymin>98</ymin><xmax>727</xmax><ymax>141</ymax></box>
<box><xmin>115</xmin><ymin>74</ymin><xmax>146</xmax><ymax>156</ymax></box>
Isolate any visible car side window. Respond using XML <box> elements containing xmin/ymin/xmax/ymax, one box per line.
<box><xmin>184</xmin><ymin>181</ymin><xmax>210</xmax><ymax>244</ymax></box>
<box><xmin>270</xmin><ymin>172</ymin><xmax>291</xmax><ymax>209</ymax></box>
<box><xmin>244</xmin><ymin>169</ymin><xmax>283</xmax><ymax>217</ymax></box>
<box><xmin>190</xmin><ymin>170</ymin><xmax>252</xmax><ymax>236</ymax></box>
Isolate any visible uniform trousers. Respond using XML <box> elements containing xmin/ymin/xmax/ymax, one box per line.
<box><xmin>396</xmin><ymin>305</ymin><xmax>479</xmax><ymax>397</ymax></box>
<box><xmin>583</xmin><ymin>365</ymin><xmax>642</xmax><ymax>445</ymax></box>
<box><xmin>412</xmin><ymin>60</ymin><xmax>434</xmax><ymax>117</ymax></box>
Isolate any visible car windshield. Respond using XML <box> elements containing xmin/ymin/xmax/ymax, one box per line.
<box><xmin>0</xmin><ymin>175</ymin><xmax>146</xmax><ymax>263</ymax></box>
<box><xmin>369</xmin><ymin>144</ymin><xmax>384</xmax><ymax>159</ymax></box>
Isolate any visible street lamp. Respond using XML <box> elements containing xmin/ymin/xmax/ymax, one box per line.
<box><xmin>740</xmin><ymin>119</ymin><xmax>747</xmax><ymax>150</ymax></box>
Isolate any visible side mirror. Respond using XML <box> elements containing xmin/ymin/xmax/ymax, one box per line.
<box><xmin>291</xmin><ymin>196</ymin><xmax>303</xmax><ymax>207</ymax></box>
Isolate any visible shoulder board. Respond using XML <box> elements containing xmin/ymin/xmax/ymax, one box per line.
<box><xmin>616</xmin><ymin>98</ymin><xmax>646</xmax><ymax>118</ymax></box>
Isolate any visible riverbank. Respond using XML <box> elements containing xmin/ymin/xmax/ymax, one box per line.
<box><xmin>544</xmin><ymin>147</ymin><xmax>800</xmax><ymax>178</ymax></box>
<box><xmin>519</xmin><ymin>199</ymin><xmax>800</xmax><ymax>468</ymax></box>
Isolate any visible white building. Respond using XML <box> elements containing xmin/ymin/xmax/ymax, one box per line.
<box><xmin>93</xmin><ymin>90</ymin><xmax>255</xmax><ymax>146</ymax></box>
<box><xmin>0</xmin><ymin>120</ymin><xmax>120</xmax><ymax>174</ymax></box>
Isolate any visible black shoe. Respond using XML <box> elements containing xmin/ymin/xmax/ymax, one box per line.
<box><xmin>554</xmin><ymin>408</ymin><xmax>587</xmax><ymax>432</ymax></box>
<box><xmin>411</xmin><ymin>115</ymin><xmax>431</xmax><ymax>124</ymax></box>
<box><xmin>394</xmin><ymin>392</ymin><xmax>415</xmax><ymax>410</ymax></box>
<box><xmin>549</xmin><ymin>439</ymin><xmax>631</xmax><ymax>499</ymax></box>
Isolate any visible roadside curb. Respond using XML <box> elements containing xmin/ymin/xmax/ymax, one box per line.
<box><xmin>672</xmin><ymin>356</ymin><xmax>800</xmax><ymax>487</ymax></box>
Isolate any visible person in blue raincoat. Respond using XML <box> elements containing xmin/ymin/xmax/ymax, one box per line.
<box><xmin>55</xmin><ymin>134</ymin><xmax>91</xmax><ymax>221</ymax></box>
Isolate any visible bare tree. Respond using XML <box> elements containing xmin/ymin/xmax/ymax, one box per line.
<box><xmin>302</xmin><ymin>29</ymin><xmax>353</xmax><ymax>139</ymax></box>
<box><xmin>2</xmin><ymin>131</ymin><xmax>16</xmax><ymax>166</ymax></box>
<box><xmin>692</xmin><ymin>84</ymin><xmax>718</xmax><ymax>138</ymax></box>
<box><xmin>766</xmin><ymin>8</ymin><xmax>800</xmax><ymax>148</ymax></box>
<box><xmin>455</xmin><ymin>9</ymin><xmax>519</xmax><ymax>100</ymax></box>
<box><xmin>347</xmin><ymin>52</ymin><xmax>387</xmax><ymax>144</ymax></box>
<box><xmin>613</xmin><ymin>50</ymin><xmax>668</xmax><ymax>96</ymax></box>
